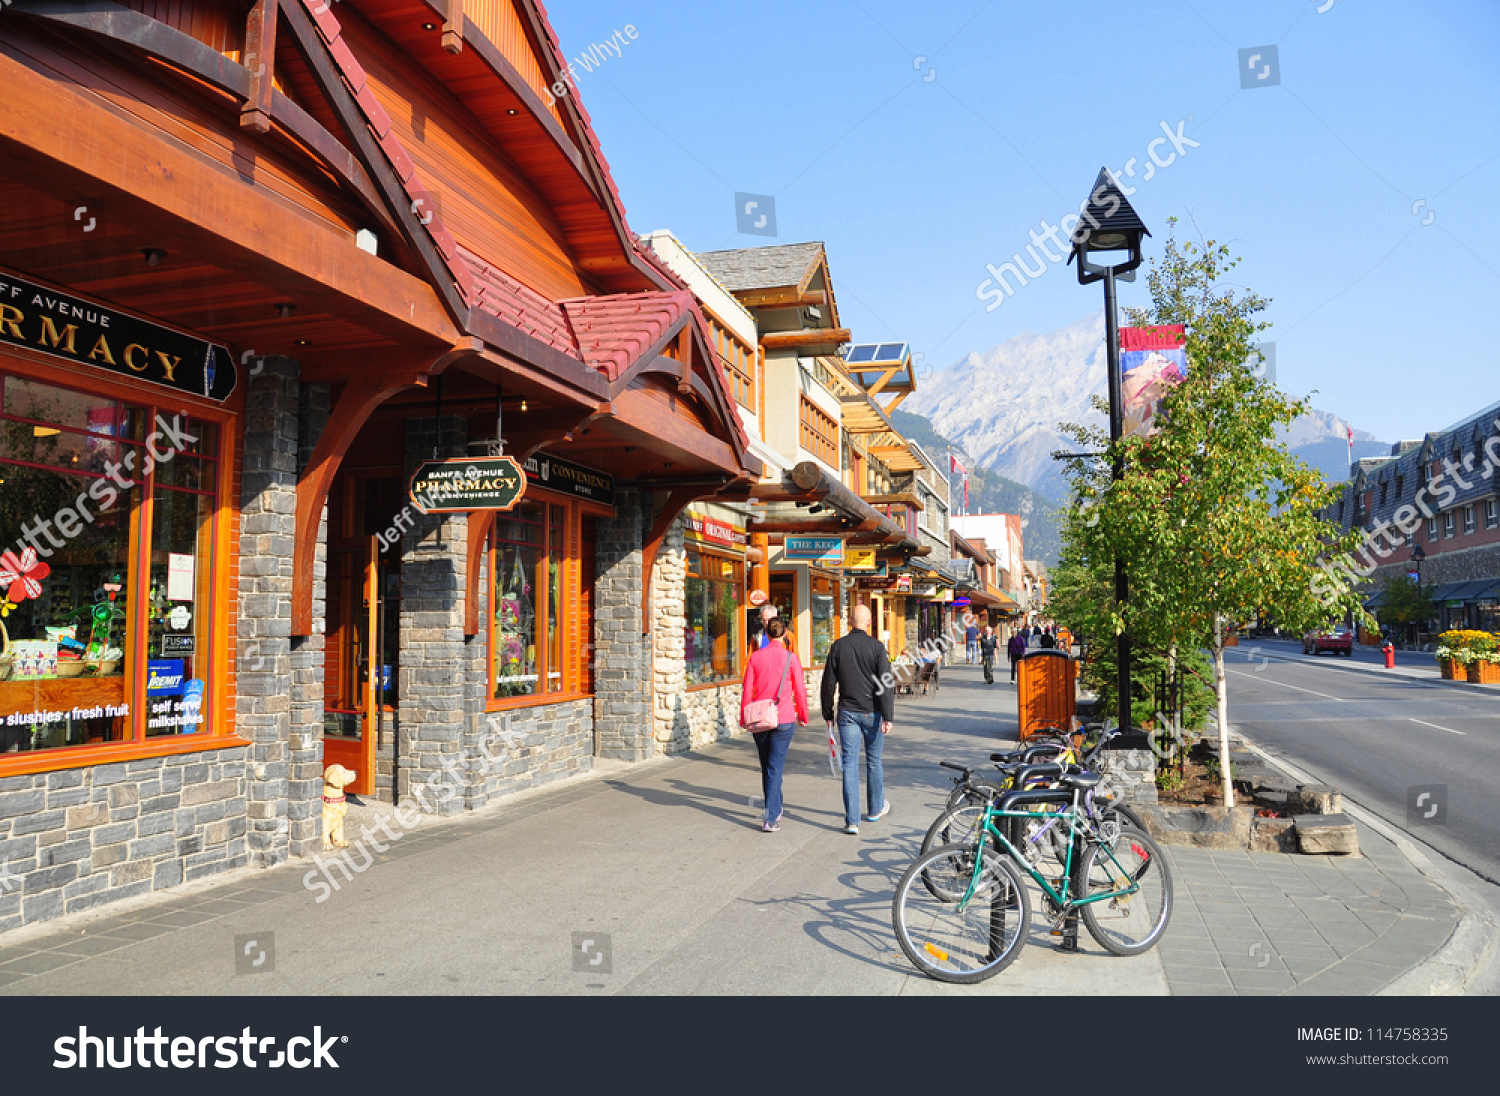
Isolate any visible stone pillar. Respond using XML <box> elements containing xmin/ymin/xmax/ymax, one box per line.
<box><xmin>287</xmin><ymin>382</ymin><xmax>330</xmax><ymax>854</ymax></box>
<box><xmin>593</xmin><ymin>488</ymin><xmax>652</xmax><ymax>760</ymax></box>
<box><xmin>397</xmin><ymin>415</ymin><xmax>469</xmax><ymax>815</ymax></box>
<box><xmin>652</xmin><ymin>516</ymin><xmax>688</xmax><ymax>753</ymax></box>
<box><xmin>237</xmin><ymin>356</ymin><xmax>299</xmax><ymax>867</ymax></box>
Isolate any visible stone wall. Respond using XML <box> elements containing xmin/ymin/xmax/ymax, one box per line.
<box><xmin>1099</xmin><ymin>748</ymin><xmax>1159</xmax><ymax>806</ymax></box>
<box><xmin>0</xmin><ymin>749</ymin><xmax>250</xmax><ymax>932</ymax></box>
<box><xmin>398</xmin><ymin>415</ymin><xmax>469</xmax><ymax>816</ymax></box>
<box><xmin>468</xmin><ymin>699</ymin><xmax>594</xmax><ymax>798</ymax></box>
<box><xmin>237</xmin><ymin>355</ymin><xmax>302</xmax><ymax>867</ymax></box>
<box><xmin>289</xmin><ymin>379</ymin><xmax>330</xmax><ymax>854</ymax></box>
<box><xmin>594</xmin><ymin>488</ymin><xmax>651</xmax><ymax>760</ymax></box>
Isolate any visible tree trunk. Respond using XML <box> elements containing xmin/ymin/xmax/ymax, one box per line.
<box><xmin>1213</xmin><ymin>618</ymin><xmax>1234</xmax><ymax>808</ymax></box>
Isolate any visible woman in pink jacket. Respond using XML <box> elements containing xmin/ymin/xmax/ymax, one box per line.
<box><xmin>739</xmin><ymin>618</ymin><xmax>809</xmax><ymax>832</ymax></box>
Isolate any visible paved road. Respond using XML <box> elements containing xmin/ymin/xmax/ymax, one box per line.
<box><xmin>1223</xmin><ymin>638</ymin><xmax>1500</xmax><ymax>886</ymax></box>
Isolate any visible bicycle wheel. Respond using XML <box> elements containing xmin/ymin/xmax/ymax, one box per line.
<box><xmin>1076</xmin><ymin>829</ymin><xmax>1172</xmax><ymax>956</ymax></box>
<box><xmin>893</xmin><ymin>844</ymin><xmax>1031</xmax><ymax>983</ymax></box>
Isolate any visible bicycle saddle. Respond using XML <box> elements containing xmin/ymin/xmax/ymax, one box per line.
<box><xmin>1061</xmin><ymin>770</ymin><xmax>1103</xmax><ymax>790</ymax></box>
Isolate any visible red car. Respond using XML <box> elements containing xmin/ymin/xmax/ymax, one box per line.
<box><xmin>1303</xmin><ymin>626</ymin><xmax>1354</xmax><ymax>656</ymax></box>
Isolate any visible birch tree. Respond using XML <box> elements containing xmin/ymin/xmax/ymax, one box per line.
<box><xmin>1056</xmin><ymin>225</ymin><xmax>1367</xmax><ymax>806</ymax></box>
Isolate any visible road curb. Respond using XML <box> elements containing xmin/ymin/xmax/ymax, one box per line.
<box><xmin>1237</xmin><ymin>644</ymin><xmax>1500</xmax><ymax>692</ymax></box>
<box><xmin>1235</xmin><ymin>734</ymin><xmax>1499</xmax><ymax>996</ymax></box>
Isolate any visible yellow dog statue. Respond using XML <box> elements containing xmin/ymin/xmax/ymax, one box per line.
<box><xmin>321</xmin><ymin>764</ymin><xmax>357</xmax><ymax>851</ymax></box>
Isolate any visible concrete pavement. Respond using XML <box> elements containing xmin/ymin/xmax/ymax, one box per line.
<box><xmin>0</xmin><ymin>662</ymin><xmax>1472</xmax><ymax>995</ymax></box>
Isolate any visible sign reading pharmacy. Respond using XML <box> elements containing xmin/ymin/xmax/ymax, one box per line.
<box><xmin>523</xmin><ymin>451</ymin><xmax>615</xmax><ymax>505</ymax></box>
<box><xmin>410</xmin><ymin>456</ymin><xmax>526</xmax><ymax>513</ymax></box>
<box><xmin>0</xmin><ymin>269</ymin><xmax>236</xmax><ymax>402</ymax></box>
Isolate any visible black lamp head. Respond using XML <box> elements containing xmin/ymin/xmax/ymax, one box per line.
<box><xmin>1070</xmin><ymin>168</ymin><xmax>1151</xmax><ymax>283</ymax></box>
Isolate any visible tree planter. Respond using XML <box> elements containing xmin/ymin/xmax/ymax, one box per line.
<box><xmin>1468</xmin><ymin>661</ymin><xmax>1500</xmax><ymax>685</ymax></box>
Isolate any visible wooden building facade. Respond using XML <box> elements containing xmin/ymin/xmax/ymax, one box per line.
<box><xmin>0</xmin><ymin>0</ymin><xmax>758</xmax><ymax>933</ymax></box>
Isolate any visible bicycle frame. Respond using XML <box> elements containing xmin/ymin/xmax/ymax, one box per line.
<box><xmin>955</xmin><ymin>790</ymin><xmax>1143</xmax><ymax>914</ymax></box>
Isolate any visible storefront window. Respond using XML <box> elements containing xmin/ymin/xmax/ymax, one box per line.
<box><xmin>810</xmin><ymin>574</ymin><xmax>839</xmax><ymax>665</ymax></box>
<box><xmin>686</xmin><ymin>550</ymin><xmax>742</xmax><ymax>684</ymax></box>
<box><xmin>492</xmin><ymin>502</ymin><xmax>544</xmax><ymax>698</ymax></box>
<box><xmin>491</xmin><ymin>501</ymin><xmax>576</xmax><ymax>701</ymax></box>
<box><xmin>0</xmin><ymin>371</ymin><xmax>218</xmax><ymax>754</ymax></box>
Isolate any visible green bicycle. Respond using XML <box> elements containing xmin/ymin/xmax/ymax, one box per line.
<box><xmin>892</xmin><ymin>770</ymin><xmax>1172</xmax><ymax>983</ymax></box>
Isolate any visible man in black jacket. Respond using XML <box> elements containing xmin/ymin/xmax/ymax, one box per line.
<box><xmin>820</xmin><ymin>604</ymin><xmax>894</xmax><ymax>835</ymax></box>
<box><xmin>978</xmin><ymin>626</ymin><xmax>999</xmax><ymax>684</ymax></box>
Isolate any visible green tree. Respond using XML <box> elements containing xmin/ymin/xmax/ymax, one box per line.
<box><xmin>1376</xmin><ymin>571</ymin><xmax>1436</xmax><ymax>636</ymax></box>
<box><xmin>1054</xmin><ymin>224</ymin><xmax>1368</xmax><ymax>806</ymax></box>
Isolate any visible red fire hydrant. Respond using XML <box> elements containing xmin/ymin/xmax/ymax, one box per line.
<box><xmin>1383</xmin><ymin>642</ymin><xmax>1396</xmax><ymax>669</ymax></box>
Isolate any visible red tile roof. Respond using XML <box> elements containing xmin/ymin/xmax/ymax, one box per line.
<box><xmin>558</xmin><ymin>291</ymin><xmax>693</xmax><ymax>380</ymax></box>
<box><xmin>294</xmin><ymin>0</ymin><xmax>747</xmax><ymax>458</ymax></box>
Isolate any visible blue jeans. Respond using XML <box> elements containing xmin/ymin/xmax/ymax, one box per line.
<box><xmin>837</xmin><ymin>709</ymin><xmax>885</xmax><ymax>827</ymax></box>
<box><xmin>753</xmin><ymin>724</ymin><xmax>795</xmax><ymax>824</ymax></box>
<box><xmin>965</xmin><ymin>640</ymin><xmax>978</xmax><ymax>663</ymax></box>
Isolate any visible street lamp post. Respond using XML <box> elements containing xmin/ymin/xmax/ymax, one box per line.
<box><xmin>1070</xmin><ymin>169</ymin><xmax>1151</xmax><ymax>735</ymax></box>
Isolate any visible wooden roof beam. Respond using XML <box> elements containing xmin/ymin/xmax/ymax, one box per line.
<box><xmin>759</xmin><ymin>328</ymin><xmax>851</xmax><ymax>351</ymax></box>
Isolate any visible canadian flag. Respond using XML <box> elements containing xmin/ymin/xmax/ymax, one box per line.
<box><xmin>950</xmin><ymin>455</ymin><xmax>967</xmax><ymax>475</ymax></box>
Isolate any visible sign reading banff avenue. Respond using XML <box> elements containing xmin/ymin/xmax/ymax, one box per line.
<box><xmin>409</xmin><ymin>456</ymin><xmax>527</xmax><ymax>513</ymax></box>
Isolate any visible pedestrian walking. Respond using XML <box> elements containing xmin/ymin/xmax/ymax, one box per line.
<box><xmin>979</xmin><ymin>626</ymin><xmax>998</xmax><ymax>684</ymax></box>
<box><xmin>820</xmin><ymin>603</ymin><xmax>894</xmax><ymax>835</ymax></box>
<box><xmin>739</xmin><ymin>618</ymin><xmax>808</xmax><ymax>833</ymax></box>
<box><xmin>1038</xmin><ymin>628</ymin><xmax>1057</xmax><ymax>650</ymax></box>
<box><xmin>1007</xmin><ymin>629</ymin><xmax>1026</xmax><ymax>682</ymax></box>
<box><xmin>964</xmin><ymin>619</ymin><xmax>979</xmax><ymax>664</ymax></box>
<box><xmin>751</xmin><ymin>602</ymin><xmax>778</xmax><ymax>650</ymax></box>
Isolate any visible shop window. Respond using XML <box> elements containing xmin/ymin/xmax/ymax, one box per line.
<box><xmin>0</xmin><ymin>371</ymin><xmax>220</xmax><ymax>757</ymax></box>
<box><xmin>686</xmin><ymin>550</ymin><xmax>742</xmax><ymax>684</ymax></box>
<box><xmin>489</xmin><ymin>501</ymin><xmax>582</xmax><ymax>702</ymax></box>
<box><xmin>810</xmin><ymin>574</ymin><xmax>839</xmax><ymax>665</ymax></box>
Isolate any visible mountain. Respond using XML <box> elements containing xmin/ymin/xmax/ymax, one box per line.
<box><xmin>905</xmin><ymin>312</ymin><xmax>1107</xmax><ymax>502</ymax></box>
<box><xmin>890</xmin><ymin>409</ymin><xmax>1061</xmax><ymax>566</ymax></box>
<box><xmin>906</xmin><ymin>311</ymin><xmax>1386</xmax><ymax>497</ymax></box>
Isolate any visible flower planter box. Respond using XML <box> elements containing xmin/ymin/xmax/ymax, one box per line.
<box><xmin>1439</xmin><ymin>659</ymin><xmax>1460</xmax><ymax>680</ymax></box>
<box><xmin>1468</xmin><ymin>661</ymin><xmax>1500</xmax><ymax>685</ymax></box>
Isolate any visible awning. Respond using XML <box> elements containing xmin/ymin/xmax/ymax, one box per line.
<box><xmin>731</xmin><ymin>461</ymin><xmax>920</xmax><ymax>552</ymax></box>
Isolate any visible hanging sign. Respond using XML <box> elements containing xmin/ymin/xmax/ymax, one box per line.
<box><xmin>841</xmin><ymin>548</ymin><xmax>878</xmax><ymax>571</ymax></box>
<box><xmin>409</xmin><ymin>456</ymin><xmax>526</xmax><ymax>513</ymax></box>
<box><xmin>0</xmin><ymin>268</ymin><xmax>236</xmax><ymax>401</ymax></box>
<box><xmin>684</xmin><ymin>506</ymin><xmax>747</xmax><ymax>549</ymax></box>
<box><xmin>523</xmin><ymin>451</ymin><xmax>615</xmax><ymax>505</ymax></box>
<box><xmin>784</xmin><ymin>536</ymin><xmax>842</xmax><ymax>564</ymax></box>
<box><xmin>1120</xmin><ymin>324</ymin><xmax>1187</xmax><ymax>439</ymax></box>
<box><xmin>856</xmin><ymin>576</ymin><xmax>897</xmax><ymax>590</ymax></box>
<box><xmin>895</xmin><ymin>575</ymin><xmax>912</xmax><ymax>592</ymax></box>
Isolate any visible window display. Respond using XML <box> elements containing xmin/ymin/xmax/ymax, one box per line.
<box><xmin>489</xmin><ymin>500</ymin><xmax>581</xmax><ymax>702</ymax></box>
<box><xmin>0</xmin><ymin>371</ymin><xmax>219</xmax><ymax>754</ymax></box>
<box><xmin>810</xmin><ymin>574</ymin><xmax>840</xmax><ymax>665</ymax></box>
<box><xmin>686</xmin><ymin>550</ymin><xmax>742</xmax><ymax>684</ymax></box>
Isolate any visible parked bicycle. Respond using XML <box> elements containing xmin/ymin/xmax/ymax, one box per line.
<box><xmin>892</xmin><ymin>767</ymin><xmax>1171</xmax><ymax>983</ymax></box>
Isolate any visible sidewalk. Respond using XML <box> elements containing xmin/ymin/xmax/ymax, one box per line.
<box><xmin>0</xmin><ymin>665</ymin><xmax>1468</xmax><ymax>996</ymax></box>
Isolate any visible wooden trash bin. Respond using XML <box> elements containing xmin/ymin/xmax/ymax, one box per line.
<box><xmin>1017</xmin><ymin>649</ymin><xmax>1077</xmax><ymax>740</ymax></box>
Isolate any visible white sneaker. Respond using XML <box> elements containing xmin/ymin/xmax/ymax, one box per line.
<box><xmin>867</xmin><ymin>801</ymin><xmax>891</xmax><ymax>822</ymax></box>
<box><xmin>843</xmin><ymin>824</ymin><xmax>859</xmax><ymax>835</ymax></box>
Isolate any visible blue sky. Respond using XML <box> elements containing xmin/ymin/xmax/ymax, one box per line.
<box><xmin>546</xmin><ymin>0</ymin><xmax>1499</xmax><ymax>443</ymax></box>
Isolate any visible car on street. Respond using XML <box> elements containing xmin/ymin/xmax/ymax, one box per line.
<box><xmin>1303</xmin><ymin>625</ymin><xmax>1354</xmax><ymax>656</ymax></box>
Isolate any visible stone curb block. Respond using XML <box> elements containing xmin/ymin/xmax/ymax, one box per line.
<box><xmin>1236</xmin><ymin>733</ymin><xmax>1500</xmax><ymax>995</ymax></box>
